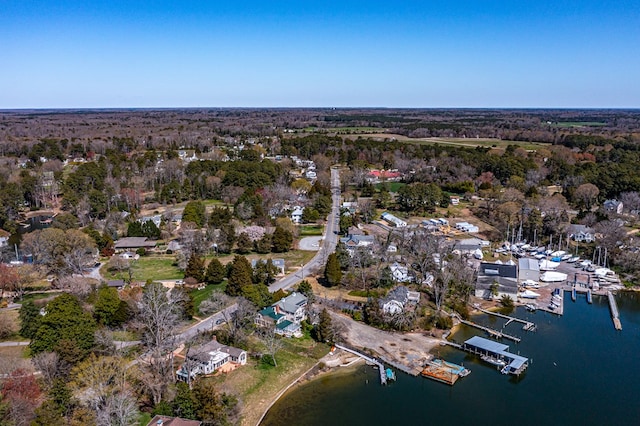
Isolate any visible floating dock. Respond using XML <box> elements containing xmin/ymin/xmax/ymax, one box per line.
<box><xmin>477</xmin><ymin>307</ymin><xmax>536</xmax><ymax>332</ymax></box>
<box><xmin>459</xmin><ymin>319</ymin><xmax>521</xmax><ymax>342</ymax></box>
<box><xmin>421</xmin><ymin>359</ymin><xmax>470</xmax><ymax>386</ymax></box>
<box><xmin>607</xmin><ymin>291</ymin><xmax>622</xmax><ymax>330</ymax></box>
<box><xmin>462</xmin><ymin>336</ymin><xmax>529</xmax><ymax>376</ymax></box>
<box><xmin>334</xmin><ymin>344</ymin><xmax>394</xmax><ymax>385</ymax></box>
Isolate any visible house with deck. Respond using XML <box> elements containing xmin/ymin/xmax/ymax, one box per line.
<box><xmin>379</xmin><ymin>285</ymin><xmax>420</xmax><ymax>315</ymax></box>
<box><xmin>255</xmin><ymin>292</ymin><xmax>308</xmax><ymax>337</ymax></box>
<box><xmin>176</xmin><ymin>338</ymin><xmax>247</xmax><ymax>383</ymax></box>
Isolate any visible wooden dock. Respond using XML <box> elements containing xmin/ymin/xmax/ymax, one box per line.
<box><xmin>477</xmin><ymin>308</ymin><xmax>536</xmax><ymax>332</ymax></box>
<box><xmin>421</xmin><ymin>359</ymin><xmax>470</xmax><ymax>386</ymax></box>
<box><xmin>459</xmin><ymin>319</ymin><xmax>521</xmax><ymax>343</ymax></box>
<box><xmin>607</xmin><ymin>291</ymin><xmax>622</xmax><ymax>330</ymax></box>
<box><xmin>334</xmin><ymin>344</ymin><xmax>391</xmax><ymax>384</ymax></box>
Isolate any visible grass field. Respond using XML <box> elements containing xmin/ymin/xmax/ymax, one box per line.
<box><xmin>376</xmin><ymin>182</ymin><xmax>406</xmax><ymax>193</ymax></box>
<box><xmin>343</xmin><ymin>133</ymin><xmax>549</xmax><ymax>151</ymax></box>
<box><xmin>102</xmin><ymin>256</ymin><xmax>183</xmax><ymax>282</ymax></box>
<box><xmin>301</xmin><ymin>126</ymin><xmax>383</xmax><ymax>133</ymax></box>
<box><xmin>299</xmin><ymin>224</ymin><xmax>324</xmax><ymax>236</ymax></box>
<box><xmin>551</xmin><ymin>121</ymin><xmax>606</xmax><ymax>128</ymax></box>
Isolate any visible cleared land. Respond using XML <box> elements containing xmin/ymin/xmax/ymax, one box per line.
<box><xmin>344</xmin><ymin>133</ymin><xmax>549</xmax><ymax>151</ymax></box>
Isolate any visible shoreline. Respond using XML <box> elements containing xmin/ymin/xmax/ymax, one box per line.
<box><xmin>254</xmin><ymin>355</ymin><xmax>364</xmax><ymax>426</ymax></box>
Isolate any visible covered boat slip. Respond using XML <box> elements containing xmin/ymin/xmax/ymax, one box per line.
<box><xmin>463</xmin><ymin>336</ymin><xmax>529</xmax><ymax>375</ymax></box>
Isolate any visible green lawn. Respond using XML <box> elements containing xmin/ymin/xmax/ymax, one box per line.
<box><xmin>190</xmin><ymin>282</ymin><xmax>227</xmax><ymax>315</ymax></box>
<box><xmin>103</xmin><ymin>256</ymin><xmax>183</xmax><ymax>282</ymax></box>
<box><xmin>376</xmin><ymin>182</ymin><xmax>406</xmax><ymax>193</ymax></box>
<box><xmin>299</xmin><ymin>224</ymin><xmax>324</xmax><ymax>236</ymax></box>
<box><xmin>552</xmin><ymin>121</ymin><xmax>606</xmax><ymax>128</ymax></box>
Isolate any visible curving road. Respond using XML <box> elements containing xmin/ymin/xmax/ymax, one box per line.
<box><xmin>269</xmin><ymin>167</ymin><xmax>341</xmax><ymax>293</ymax></box>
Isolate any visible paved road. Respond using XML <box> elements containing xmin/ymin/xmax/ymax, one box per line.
<box><xmin>269</xmin><ymin>167</ymin><xmax>341</xmax><ymax>293</ymax></box>
<box><xmin>176</xmin><ymin>303</ymin><xmax>238</xmax><ymax>343</ymax></box>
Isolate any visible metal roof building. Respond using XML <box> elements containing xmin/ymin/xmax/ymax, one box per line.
<box><xmin>463</xmin><ymin>336</ymin><xmax>529</xmax><ymax>375</ymax></box>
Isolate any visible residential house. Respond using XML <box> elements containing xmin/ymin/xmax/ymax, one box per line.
<box><xmin>255</xmin><ymin>292</ymin><xmax>308</xmax><ymax>338</ymax></box>
<box><xmin>367</xmin><ymin>169</ymin><xmax>402</xmax><ymax>183</ymax></box>
<box><xmin>147</xmin><ymin>416</ymin><xmax>201</xmax><ymax>426</ymax></box>
<box><xmin>339</xmin><ymin>234</ymin><xmax>375</xmax><ymax>256</ymax></box>
<box><xmin>568</xmin><ymin>224</ymin><xmax>595</xmax><ymax>243</ymax></box>
<box><xmin>106</xmin><ymin>279</ymin><xmax>125</xmax><ymax>290</ymax></box>
<box><xmin>390</xmin><ymin>262</ymin><xmax>412</xmax><ymax>283</ymax></box>
<box><xmin>475</xmin><ymin>261</ymin><xmax>518</xmax><ymax>299</ymax></box>
<box><xmin>138</xmin><ymin>214</ymin><xmax>162</xmax><ymax>228</ymax></box>
<box><xmin>251</xmin><ymin>258</ymin><xmax>286</xmax><ymax>275</ymax></box>
<box><xmin>604</xmin><ymin>199</ymin><xmax>623</xmax><ymax>214</ymax></box>
<box><xmin>113</xmin><ymin>237</ymin><xmax>157</xmax><ymax>252</ymax></box>
<box><xmin>290</xmin><ymin>206</ymin><xmax>304</xmax><ymax>224</ymax></box>
<box><xmin>454</xmin><ymin>222</ymin><xmax>479</xmax><ymax>233</ymax></box>
<box><xmin>379</xmin><ymin>285</ymin><xmax>420</xmax><ymax>315</ymax></box>
<box><xmin>176</xmin><ymin>338</ymin><xmax>247</xmax><ymax>382</ymax></box>
<box><xmin>381</xmin><ymin>212</ymin><xmax>407</xmax><ymax>227</ymax></box>
<box><xmin>455</xmin><ymin>238</ymin><xmax>490</xmax><ymax>255</ymax></box>
<box><xmin>450</xmin><ymin>196</ymin><xmax>460</xmax><ymax>206</ymax></box>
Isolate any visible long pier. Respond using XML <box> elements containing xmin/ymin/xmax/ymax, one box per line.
<box><xmin>477</xmin><ymin>308</ymin><xmax>536</xmax><ymax>332</ymax></box>
<box><xmin>607</xmin><ymin>291</ymin><xmax>622</xmax><ymax>330</ymax></box>
<box><xmin>458</xmin><ymin>319</ymin><xmax>521</xmax><ymax>343</ymax></box>
<box><xmin>334</xmin><ymin>344</ymin><xmax>389</xmax><ymax>384</ymax></box>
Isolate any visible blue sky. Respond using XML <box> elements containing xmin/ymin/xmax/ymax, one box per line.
<box><xmin>1</xmin><ymin>1</ymin><xmax>639</xmax><ymax>108</ymax></box>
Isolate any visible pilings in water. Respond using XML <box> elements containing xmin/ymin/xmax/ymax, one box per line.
<box><xmin>587</xmin><ymin>289</ymin><xmax>593</xmax><ymax>304</ymax></box>
<box><xmin>607</xmin><ymin>291</ymin><xmax>622</xmax><ymax>330</ymax></box>
<box><xmin>333</xmin><ymin>344</ymin><xmax>390</xmax><ymax>384</ymax></box>
<box><xmin>458</xmin><ymin>319</ymin><xmax>521</xmax><ymax>343</ymax></box>
<box><xmin>477</xmin><ymin>307</ymin><xmax>536</xmax><ymax>332</ymax></box>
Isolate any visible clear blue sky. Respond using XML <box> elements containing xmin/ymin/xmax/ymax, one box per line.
<box><xmin>1</xmin><ymin>1</ymin><xmax>639</xmax><ymax>108</ymax></box>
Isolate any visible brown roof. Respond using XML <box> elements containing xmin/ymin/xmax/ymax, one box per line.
<box><xmin>147</xmin><ymin>415</ymin><xmax>201</xmax><ymax>426</ymax></box>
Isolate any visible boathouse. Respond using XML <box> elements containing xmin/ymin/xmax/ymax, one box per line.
<box><xmin>462</xmin><ymin>336</ymin><xmax>529</xmax><ymax>375</ymax></box>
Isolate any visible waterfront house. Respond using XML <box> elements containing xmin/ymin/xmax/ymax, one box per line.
<box><xmin>255</xmin><ymin>292</ymin><xmax>308</xmax><ymax>337</ymax></box>
<box><xmin>176</xmin><ymin>338</ymin><xmax>247</xmax><ymax>382</ymax></box>
<box><xmin>380</xmin><ymin>285</ymin><xmax>420</xmax><ymax>315</ymax></box>
<box><xmin>475</xmin><ymin>262</ymin><xmax>518</xmax><ymax>299</ymax></box>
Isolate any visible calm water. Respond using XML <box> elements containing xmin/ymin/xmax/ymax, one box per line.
<box><xmin>262</xmin><ymin>292</ymin><xmax>640</xmax><ymax>426</ymax></box>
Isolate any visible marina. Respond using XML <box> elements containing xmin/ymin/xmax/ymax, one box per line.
<box><xmin>461</xmin><ymin>336</ymin><xmax>529</xmax><ymax>376</ymax></box>
<box><xmin>607</xmin><ymin>291</ymin><xmax>622</xmax><ymax>330</ymax></box>
<box><xmin>458</xmin><ymin>318</ymin><xmax>521</xmax><ymax>342</ymax></box>
<box><xmin>334</xmin><ymin>344</ymin><xmax>396</xmax><ymax>385</ymax></box>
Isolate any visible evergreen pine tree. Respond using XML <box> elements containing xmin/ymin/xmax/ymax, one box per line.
<box><xmin>271</xmin><ymin>226</ymin><xmax>293</xmax><ymax>253</ymax></box>
<box><xmin>184</xmin><ymin>254</ymin><xmax>205</xmax><ymax>282</ymax></box>
<box><xmin>225</xmin><ymin>255</ymin><xmax>253</xmax><ymax>296</ymax></box>
<box><xmin>324</xmin><ymin>253</ymin><xmax>342</xmax><ymax>287</ymax></box>
<box><xmin>19</xmin><ymin>300</ymin><xmax>41</xmax><ymax>339</ymax></box>
<box><xmin>205</xmin><ymin>258</ymin><xmax>225</xmax><ymax>284</ymax></box>
<box><xmin>235</xmin><ymin>232</ymin><xmax>253</xmax><ymax>254</ymax></box>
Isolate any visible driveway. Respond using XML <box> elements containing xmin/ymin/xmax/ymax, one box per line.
<box><xmin>298</xmin><ymin>236</ymin><xmax>323</xmax><ymax>251</ymax></box>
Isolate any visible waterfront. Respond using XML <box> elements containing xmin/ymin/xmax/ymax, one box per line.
<box><xmin>262</xmin><ymin>291</ymin><xmax>640</xmax><ymax>426</ymax></box>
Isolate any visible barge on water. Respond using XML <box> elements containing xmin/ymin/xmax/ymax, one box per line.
<box><xmin>462</xmin><ymin>336</ymin><xmax>529</xmax><ymax>376</ymax></box>
<box><xmin>421</xmin><ymin>359</ymin><xmax>470</xmax><ymax>386</ymax></box>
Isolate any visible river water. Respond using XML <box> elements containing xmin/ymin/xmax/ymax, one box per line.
<box><xmin>262</xmin><ymin>291</ymin><xmax>640</xmax><ymax>426</ymax></box>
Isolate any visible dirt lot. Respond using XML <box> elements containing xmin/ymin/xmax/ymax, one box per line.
<box><xmin>329</xmin><ymin>311</ymin><xmax>442</xmax><ymax>375</ymax></box>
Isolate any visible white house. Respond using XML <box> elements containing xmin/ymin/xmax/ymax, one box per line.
<box><xmin>176</xmin><ymin>338</ymin><xmax>247</xmax><ymax>382</ymax></box>
<box><xmin>380</xmin><ymin>286</ymin><xmax>420</xmax><ymax>315</ymax></box>
<box><xmin>604</xmin><ymin>199</ymin><xmax>623</xmax><ymax>214</ymax></box>
<box><xmin>0</xmin><ymin>229</ymin><xmax>10</xmax><ymax>248</ymax></box>
<box><xmin>390</xmin><ymin>262</ymin><xmax>412</xmax><ymax>283</ymax></box>
<box><xmin>568</xmin><ymin>224</ymin><xmax>595</xmax><ymax>243</ymax></box>
<box><xmin>251</xmin><ymin>258</ymin><xmax>286</xmax><ymax>275</ymax></box>
<box><xmin>290</xmin><ymin>206</ymin><xmax>304</xmax><ymax>224</ymax></box>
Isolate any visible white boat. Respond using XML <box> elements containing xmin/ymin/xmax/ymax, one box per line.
<box><xmin>539</xmin><ymin>259</ymin><xmax>560</xmax><ymax>270</ymax></box>
<box><xmin>540</xmin><ymin>271</ymin><xmax>568</xmax><ymax>282</ymax></box>
<box><xmin>481</xmin><ymin>355</ymin><xmax>506</xmax><ymax>367</ymax></box>
<box><xmin>473</xmin><ymin>248</ymin><xmax>484</xmax><ymax>260</ymax></box>
<box><xmin>520</xmin><ymin>290</ymin><xmax>540</xmax><ymax>299</ymax></box>
<box><xmin>579</xmin><ymin>260</ymin><xmax>592</xmax><ymax>268</ymax></box>
<box><xmin>520</xmin><ymin>244</ymin><xmax>531</xmax><ymax>250</ymax></box>
<box><xmin>525</xmin><ymin>303</ymin><xmax>538</xmax><ymax>311</ymax></box>
<box><xmin>551</xmin><ymin>250</ymin><xmax>566</xmax><ymax>258</ymax></box>
<box><xmin>566</xmin><ymin>256</ymin><xmax>580</xmax><ymax>263</ymax></box>
<box><xmin>522</xmin><ymin>279</ymin><xmax>539</xmax><ymax>288</ymax></box>
<box><xmin>534</xmin><ymin>253</ymin><xmax>546</xmax><ymax>260</ymax></box>
<box><xmin>560</xmin><ymin>254</ymin><xmax>572</xmax><ymax>261</ymax></box>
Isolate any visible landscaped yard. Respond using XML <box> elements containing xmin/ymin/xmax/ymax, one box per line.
<box><xmin>102</xmin><ymin>256</ymin><xmax>183</xmax><ymax>282</ymax></box>
<box><xmin>206</xmin><ymin>336</ymin><xmax>329</xmax><ymax>426</ymax></box>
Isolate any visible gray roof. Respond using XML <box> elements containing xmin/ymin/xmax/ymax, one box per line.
<box><xmin>518</xmin><ymin>258</ymin><xmax>540</xmax><ymax>271</ymax></box>
<box><xmin>107</xmin><ymin>279</ymin><xmax>125</xmax><ymax>288</ymax></box>
<box><xmin>479</xmin><ymin>262</ymin><xmax>517</xmax><ymax>278</ymax></box>
<box><xmin>274</xmin><ymin>292</ymin><xmax>307</xmax><ymax>314</ymax></box>
<box><xmin>187</xmin><ymin>339</ymin><xmax>245</xmax><ymax>363</ymax></box>
<box><xmin>114</xmin><ymin>237</ymin><xmax>157</xmax><ymax>249</ymax></box>
<box><xmin>464</xmin><ymin>336</ymin><xmax>529</xmax><ymax>370</ymax></box>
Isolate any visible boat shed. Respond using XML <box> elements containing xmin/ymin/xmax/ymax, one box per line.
<box><xmin>518</xmin><ymin>258</ymin><xmax>540</xmax><ymax>283</ymax></box>
<box><xmin>463</xmin><ymin>336</ymin><xmax>529</xmax><ymax>375</ymax></box>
